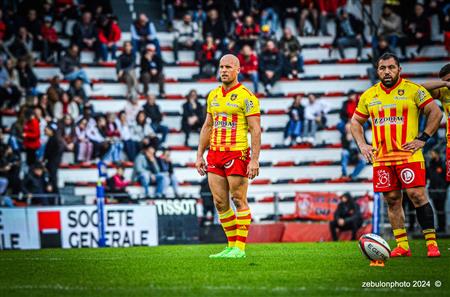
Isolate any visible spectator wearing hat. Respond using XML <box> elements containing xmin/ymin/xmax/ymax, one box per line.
<box><xmin>329</xmin><ymin>192</ymin><xmax>363</xmax><ymax>241</ymax></box>
<box><xmin>43</xmin><ymin>122</ymin><xmax>64</xmax><ymax>195</ymax></box>
<box><xmin>41</xmin><ymin>16</ymin><xmax>63</xmax><ymax>62</ymax></box>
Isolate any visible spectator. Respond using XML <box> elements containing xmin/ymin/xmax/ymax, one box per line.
<box><xmin>88</xmin><ymin>115</ymin><xmax>122</xmax><ymax>162</ymax></box>
<box><xmin>106</xmin><ymin>165</ymin><xmax>131</xmax><ymax>202</ymax></box>
<box><xmin>46</xmin><ymin>75</ymin><xmax>64</xmax><ymax>108</ymax></box>
<box><xmin>259</xmin><ymin>40</ymin><xmax>283</xmax><ymax>95</ymax></box>
<box><xmin>332</xmin><ymin>9</ymin><xmax>364</xmax><ymax>59</ymax></box>
<box><xmin>258</xmin><ymin>24</ymin><xmax>277</xmax><ymax>51</ymax></box>
<box><xmin>284</xmin><ymin>94</ymin><xmax>304</xmax><ymax>146</ymax></box>
<box><xmin>116</xmin><ymin>111</ymin><xmax>134</xmax><ymax>161</ymax></box>
<box><xmin>158</xmin><ymin>149</ymin><xmax>180</xmax><ymax>197</ymax></box>
<box><xmin>340</xmin><ymin>122</ymin><xmax>365</xmax><ymax>180</ymax></box>
<box><xmin>43</xmin><ymin>122</ymin><xmax>64</xmax><ymax>195</ymax></box>
<box><xmin>259</xmin><ymin>1</ymin><xmax>279</xmax><ymax>35</ymax></box>
<box><xmin>72</xmin><ymin>11</ymin><xmax>98</xmax><ymax>58</ymax></box>
<box><xmin>17</xmin><ymin>58</ymin><xmax>37</xmax><ymax>96</ymax></box>
<box><xmin>23</xmin><ymin>108</ymin><xmax>40</xmax><ymax>166</ymax></box>
<box><xmin>143</xmin><ymin>94</ymin><xmax>169</xmax><ymax>146</ymax></box>
<box><xmin>130</xmin><ymin>13</ymin><xmax>161</xmax><ymax>56</ymax></box>
<box><xmin>337</xmin><ymin>90</ymin><xmax>358</xmax><ymax>134</ymax></box>
<box><xmin>97</xmin><ymin>15</ymin><xmax>121</xmax><ymax>61</ymax></box>
<box><xmin>39</xmin><ymin>94</ymin><xmax>54</xmax><ymax>118</ymax></box>
<box><xmin>33</xmin><ymin>106</ymin><xmax>49</xmax><ymax>160</ymax></box>
<box><xmin>405</xmin><ymin>3</ymin><xmax>431</xmax><ymax>56</ymax></box>
<box><xmin>318</xmin><ymin>0</ymin><xmax>346</xmax><ymax>36</ymax></box>
<box><xmin>181</xmin><ymin>89</ymin><xmax>204</xmax><ymax>146</ymax></box>
<box><xmin>132</xmin><ymin>145</ymin><xmax>165</xmax><ymax>198</ymax></box>
<box><xmin>0</xmin><ymin>79</ymin><xmax>21</xmax><ymax>110</ymax></box>
<box><xmin>58</xmin><ymin>114</ymin><xmax>76</xmax><ymax>156</ymax></box>
<box><xmin>140</xmin><ymin>44</ymin><xmax>165</xmax><ymax>96</ymax></box>
<box><xmin>53</xmin><ymin>92</ymin><xmax>80</xmax><ymax>120</ymax></box>
<box><xmin>116</xmin><ymin>41</ymin><xmax>139</xmax><ymax>98</ymax></box>
<box><xmin>329</xmin><ymin>192</ymin><xmax>363</xmax><ymax>241</ymax></box>
<box><xmin>299</xmin><ymin>0</ymin><xmax>319</xmax><ymax>36</ymax></box>
<box><xmin>8</xmin><ymin>107</ymin><xmax>26</xmax><ymax>155</ymax></box>
<box><xmin>203</xmin><ymin>9</ymin><xmax>227</xmax><ymax>48</ymax></box>
<box><xmin>41</xmin><ymin>16</ymin><xmax>63</xmax><ymax>62</ymax></box>
<box><xmin>129</xmin><ymin>111</ymin><xmax>155</xmax><ymax>158</ymax></box>
<box><xmin>198</xmin><ymin>34</ymin><xmax>218</xmax><ymax>78</ymax></box>
<box><xmin>105</xmin><ymin>112</ymin><xmax>124</xmax><ymax>163</ymax></box>
<box><xmin>444</xmin><ymin>5</ymin><xmax>450</xmax><ymax>54</ymax></box>
<box><xmin>21</xmin><ymin>162</ymin><xmax>53</xmax><ymax>205</ymax></box>
<box><xmin>173</xmin><ymin>13</ymin><xmax>201</xmax><ymax>63</ymax></box>
<box><xmin>426</xmin><ymin>149</ymin><xmax>447</xmax><ymax>233</ymax></box>
<box><xmin>377</xmin><ymin>5</ymin><xmax>404</xmax><ymax>51</ymax></box>
<box><xmin>124</xmin><ymin>96</ymin><xmax>141</xmax><ymax>124</ymax></box>
<box><xmin>238</xmin><ymin>45</ymin><xmax>259</xmax><ymax>93</ymax></box>
<box><xmin>367</xmin><ymin>37</ymin><xmax>393</xmax><ymax>85</ymax></box>
<box><xmin>8</xmin><ymin>26</ymin><xmax>34</xmax><ymax>65</ymax></box>
<box><xmin>279</xmin><ymin>27</ymin><xmax>304</xmax><ymax>78</ymax></box>
<box><xmin>281</xmin><ymin>0</ymin><xmax>301</xmax><ymax>30</ymax></box>
<box><xmin>75</xmin><ymin>117</ymin><xmax>93</xmax><ymax>162</ymax></box>
<box><xmin>67</xmin><ymin>78</ymin><xmax>89</xmax><ymax>112</ymax></box>
<box><xmin>235</xmin><ymin>15</ymin><xmax>260</xmax><ymax>49</ymax></box>
<box><xmin>200</xmin><ymin>174</ymin><xmax>214</xmax><ymax>226</ymax></box>
<box><xmin>303</xmin><ymin>93</ymin><xmax>329</xmax><ymax>144</ymax></box>
<box><xmin>0</xmin><ymin>136</ymin><xmax>21</xmax><ymax>196</ymax></box>
<box><xmin>60</xmin><ymin>44</ymin><xmax>93</xmax><ymax>89</ymax></box>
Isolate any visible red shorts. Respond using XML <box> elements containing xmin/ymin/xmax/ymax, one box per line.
<box><xmin>373</xmin><ymin>162</ymin><xmax>426</xmax><ymax>192</ymax></box>
<box><xmin>206</xmin><ymin>149</ymin><xmax>250</xmax><ymax>177</ymax></box>
<box><xmin>447</xmin><ymin>148</ymin><xmax>450</xmax><ymax>182</ymax></box>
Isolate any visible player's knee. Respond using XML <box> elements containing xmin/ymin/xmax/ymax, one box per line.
<box><xmin>384</xmin><ymin>194</ymin><xmax>401</xmax><ymax>209</ymax></box>
<box><xmin>231</xmin><ymin>196</ymin><xmax>248</xmax><ymax>210</ymax></box>
<box><xmin>213</xmin><ymin>199</ymin><xmax>229</xmax><ymax>213</ymax></box>
<box><xmin>407</xmin><ymin>189</ymin><xmax>427</xmax><ymax>206</ymax></box>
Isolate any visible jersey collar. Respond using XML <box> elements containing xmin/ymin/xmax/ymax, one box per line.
<box><xmin>379</xmin><ymin>77</ymin><xmax>402</xmax><ymax>94</ymax></box>
<box><xmin>221</xmin><ymin>83</ymin><xmax>242</xmax><ymax>97</ymax></box>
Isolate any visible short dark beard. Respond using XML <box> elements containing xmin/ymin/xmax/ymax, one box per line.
<box><xmin>381</xmin><ymin>75</ymin><xmax>399</xmax><ymax>88</ymax></box>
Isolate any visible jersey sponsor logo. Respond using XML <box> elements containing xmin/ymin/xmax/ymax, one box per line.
<box><xmin>213</xmin><ymin>120</ymin><xmax>237</xmax><ymax>129</ymax></box>
<box><xmin>373</xmin><ymin>116</ymin><xmax>404</xmax><ymax>126</ymax></box>
<box><xmin>417</xmin><ymin>89</ymin><xmax>426</xmax><ymax>102</ymax></box>
<box><xmin>224</xmin><ymin>159</ymin><xmax>235</xmax><ymax>169</ymax></box>
<box><xmin>230</xmin><ymin>94</ymin><xmax>238</xmax><ymax>101</ymax></box>
<box><xmin>376</xmin><ymin>169</ymin><xmax>391</xmax><ymax>188</ymax></box>
<box><xmin>394</xmin><ymin>96</ymin><xmax>407</xmax><ymax>100</ymax></box>
<box><xmin>244</xmin><ymin>99</ymin><xmax>254</xmax><ymax>113</ymax></box>
<box><xmin>383</xmin><ymin>104</ymin><xmax>397</xmax><ymax>109</ymax></box>
<box><xmin>400</xmin><ymin>168</ymin><xmax>415</xmax><ymax>184</ymax></box>
<box><xmin>227</xmin><ymin>102</ymin><xmax>239</xmax><ymax>108</ymax></box>
<box><xmin>369</xmin><ymin>100</ymin><xmax>382</xmax><ymax>107</ymax></box>
<box><xmin>211</xmin><ymin>97</ymin><xmax>220</xmax><ymax>107</ymax></box>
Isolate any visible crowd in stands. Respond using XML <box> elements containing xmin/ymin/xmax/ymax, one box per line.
<box><xmin>0</xmin><ymin>0</ymin><xmax>449</xmax><ymax>205</ymax></box>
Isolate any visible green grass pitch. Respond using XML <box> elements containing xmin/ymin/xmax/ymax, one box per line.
<box><xmin>0</xmin><ymin>239</ymin><xmax>449</xmax><ymax>297</ymax></box>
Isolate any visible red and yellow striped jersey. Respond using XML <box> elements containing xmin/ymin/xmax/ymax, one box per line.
<box><xmin>355</xmin><ymin>78</ymin><xmax>433</xmax><ymax>167</ymax></box>
<box><xmin>435</xmin><ymin>87</ymin><xmax>450</xmax><ymax>146</ymax></box>
<box><xmin>206</xmin><ymin>83</ymin><xmax>260</xmax><ymax>151</ymax></box>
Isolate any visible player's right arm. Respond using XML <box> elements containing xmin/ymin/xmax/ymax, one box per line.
<box><xmin>196</xmin><ymin>112</ymin><xmax>213</xmax><ymax>176</ymax></box>
<box><xmin>350</xmin><ymin>92</ymin><xmax>375</xmax><ymax>163</ymax></box>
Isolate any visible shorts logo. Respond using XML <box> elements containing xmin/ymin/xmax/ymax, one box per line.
<box><xmin>376</xmin><ymin>169</ymin><xmax>391</xmax><ymax>188</ymax></box>
<box><xmin>400</xmin><ymin>168</ymin><xmax>415</xmax><ymax>184</ymax></box>
<box><xmin>224</xmin><ymin>160</ymin><xmax>235</xmax><ymax>169</ymax></box>
<box><xmin>447</xmin><ymin>160</ymin><xmax>450</xmax><ymax>178</ymax></box>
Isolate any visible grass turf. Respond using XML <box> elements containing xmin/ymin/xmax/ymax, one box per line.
<box><xmin>0</xmin><ymin>239</ymin><xmax>449</xmax><ymax>297</ymax></box>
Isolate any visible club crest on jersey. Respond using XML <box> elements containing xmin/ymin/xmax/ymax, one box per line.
<box><xmin>230</xmin><ymin>94</ymin><xmax>238</xmax><ymax>101</ymax></box>
<box><xmin>397</xmin><ymin>89</ymin><xmax>404</xmax><ymax>96</ymax></box>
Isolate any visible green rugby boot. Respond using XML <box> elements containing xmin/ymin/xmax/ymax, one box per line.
<box><xmin>223</xmin><ymin>247</ymin><xmax>246</xmax><ymax>258</ymax></box>
<box><xmin>209</xmin><ymin>247</ymin><xmax>233</xmax><ymax>258</ymax></box>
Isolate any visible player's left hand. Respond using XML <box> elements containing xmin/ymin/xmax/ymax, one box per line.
<box><xmin>247</xmin><ymin>159</ymin><xmax>259</xmax><ymax>180</ymax></box>
<box><xmin>402</xmin><ymin>139</ymin><xmax>426</xmax><ymax>153</ymax></box>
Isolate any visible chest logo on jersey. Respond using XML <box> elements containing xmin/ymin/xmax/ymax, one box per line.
<box><xmin>373</xmin><ymin>116</ymin><xmax>404</xmax><ymax>126</ymax></box>
<box><xmin>397</xmin><ymin>89</ymin><xmax>404</xmax><ymax>96</ymax></box>
<box><xmin>227</xmin><ymin>102</ymin><xmax>239</xmax><ymax>108</ymax></box>
<box><xmin>369</xmin><ymin>99</ymin><xmax>382</xmax><ymax>107</ymax></box>
<box><xmin>230</xmin><ymin>94</ymin><xmax>238</xmax><ymax>101</ymax></box>
<box><xmin>211</xmin><ymin>96</ymin><xmax>220</xmax><ymax>107</ymax></box>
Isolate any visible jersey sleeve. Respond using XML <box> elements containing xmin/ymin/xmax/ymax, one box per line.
<box><xmin>244</xmin><ymin>94</ymin><xmax>260</xmax><ymax>117</ymax></box>
<box><xmin>354</xmin><ymin>93</ymin><xmax>369</xmax><ymax>119</ymax></box>
<box><xmin>206</xmin><ymin>90</ymin><xmax>213</xmax><ymax>114</ymax></box>
<box><xmin>414</xmin><ymin>85</ymin><xmax>433</xmax><ymax>109</ymax></box>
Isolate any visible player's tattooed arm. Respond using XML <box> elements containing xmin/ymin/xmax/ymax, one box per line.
<box><xmin>350</xmin><ymin>114</ymin><xmax>376</xmax><ymax>163</ymax></box>
<box><xmin>247</xmin><ymin>115</ymin><xmax>261</xmax><ymax>179</ymax></box>
<box><xmin>196</xmin><ymin>113</ymin><xmax>213</xmax><ymax>176</ymax></box>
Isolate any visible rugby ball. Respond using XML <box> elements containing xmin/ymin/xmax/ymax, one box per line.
<box><xmin>358</xmin><ymin>233</ymin><xmax>391</xmax><ymax>261</ymax></box>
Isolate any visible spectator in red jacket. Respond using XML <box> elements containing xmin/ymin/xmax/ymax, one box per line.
<box><xmin>97</xmin><ymin>15</ymin><xmax>122</xmax><ymax>61</ymax></box>
<box><xmin>318</xmin><ymin>0</ymin><xmax>347</xmax><ymax>35</ymax></box>
<box><xmin>238</xmin><ymin>45</ymin><xmax>259</xmax><ymax>93</ymax></box>
<box><xmin>107</xmin><ymin>165</ymin><xmax>132</xmax><ymax>203</ymax></box>
<box><xmin>23</xmin><ymin>108</ymin><xmax>41</xmax><ymax>166</ymax></box>
<box><xmin>0</xmin><ymin>8</ymin><xmax>6</xmax><ymax>42</ymax></box>
<box><xmin>198</xmin><ymin>34</ymin><xmax>217</xmax><ymax>78</ymax></box>
<box><xmin>235</xmin><ymin>15</ymin><xmax>260</xmax><ymax>49</ymax></box>
<box><xmin>41</xmin><ymin>16</ymin><xmax>63</xmax><ymax>62</ymax></box>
